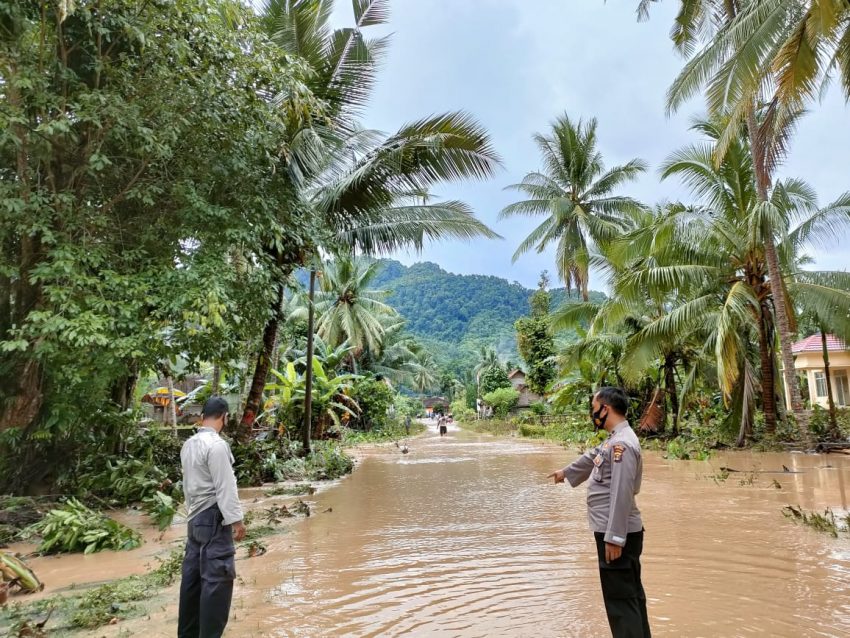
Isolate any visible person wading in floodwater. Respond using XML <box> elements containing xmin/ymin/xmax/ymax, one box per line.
<box><xmin>178</xmin><ymin>396</ymin><xmax>246</xmax><ymax>638</ymax></box>
<box><xmin>548</xmin><ymin>387</ymin><xmax>650</xmax><ymax>638</ymax></box>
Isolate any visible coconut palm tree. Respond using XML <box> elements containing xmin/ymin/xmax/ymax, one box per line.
<box><xmin>241</xmin><ymin>0</ymin><xmax>502</xmax><ymax>430</ymax></box>
<box><xmin>367</xmin><ymin>319</ymin><xmax>432</xmax><ymax>387</ymax></box>
<box><xmin>310</xmin><ymin>256</ymin><xmax>396</xmax><ymax>356</ymax></box>
<box><xmin>641</xmin><ymin>0</ymin><xmax>817</xmax><ymax>432</ymax></box>
<box><xmin>500</xmin><ymin>114</ymin><xmax>646</xmax><ymax>301</ymax></box>
<box><xmin>473</xmin><ymin>346</ymin><xmax>501</xmax><ymax>378</ymax></box>
<box><xmin>642</xmin><ymin>0</ymin><xmax>850</xmax><ymax>116</ymax></box>
<box><xmin>617</xmin><ymin>119</ymin><xmax>850</xmax><ymax>442</ymax></box>
<box><xmin>411</xmin><ymin>351</ymin><xmax>438</xmax><ymax>394</ymax></box>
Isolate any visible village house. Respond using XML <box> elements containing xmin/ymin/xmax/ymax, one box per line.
<box><xmin>422</xmin><ymin>396</ymin><xmax>450</xmax><ymax>417</ymax></box>
<box><xmin>508</xmin><ymin>369</ymin><xmax>541</xmax><ymax>409</ymax></box>
<box><xmin>788</xmin><ymin>334</ymin><xmax>850</xmax><ymax>409</ymax></box>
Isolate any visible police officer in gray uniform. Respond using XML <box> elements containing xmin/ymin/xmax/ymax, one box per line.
<box><xmin>549</xmin><ymin>387</ymin><xmax>650</xmax><ymax>638</ymax></box>
<box><xmin>178</xmin><ymin>397</ymin><xmax>246</xmax><ymax>638</ymax></box>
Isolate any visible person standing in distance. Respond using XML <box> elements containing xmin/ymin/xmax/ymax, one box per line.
<box><xmin>548</xmin><ymin>387</ymin><xmax>650</xmax><ymax>638</ymax></box>
<box><xmin>178</xmin><ymin>396</ymin><xmax>246</xmax><ymax>638</ymax></box>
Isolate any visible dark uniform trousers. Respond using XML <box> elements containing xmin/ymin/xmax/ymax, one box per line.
<box><xmin>594</xmin><ymin>529</ymin><xmax>651</xmax><ymax>638</ymax></box>
<box><xmin>178</xmin><ymin>505</ymin><xmax>237</xmax><ymax>638</ymax></box>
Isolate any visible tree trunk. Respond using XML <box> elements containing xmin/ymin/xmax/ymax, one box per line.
<box><xmin>110</xmin><ymin>363</ymin><xmax>138</xmax><ymax>411</ymax></box>
<box><xmin>166</xmin><ymin>374</ymin><xmax>178</xmax><ymax>436</ymax></box>
<box><xmin>302</xmin><ymin>269</ymin><xmax>317</xmax><ymax>455</ymax></box>
<box><xmin>240</xmin><ymin>283</ymin><xmax>285</xmax><ymax>439</ymax></box>
<box><xmin>664</xmin><ymin>356</ymin><xmax>679</xmax><ymax>435</ymax></box>
<box><xmin>745</xmin><ymin>109</ymin><xmax>808</xmax><ymax>437</ymax></box>
<box><xmin>212</xmin><ymin>363</ymin><xmax>221</xmax><ymax>396</ymax></box>
<box><xmin>0</xmin><ymin>357</ymin><xmax>44</xmax><ymax>432</ymax></box>
<box><xmin>757</xmin><ymin>306</ymin><xmax>778</xmax><ymax>436</ymax></box>
<box><xmin>820</xmin><ymin>328</ymin><xmax>840</xmax><ymax>437</ymax></box>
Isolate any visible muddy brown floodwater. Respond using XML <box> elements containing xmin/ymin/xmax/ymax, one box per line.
<box><xmin>106</xmin><ymin>424</ymin><xmax>849</xmax><ymax>637</ymax></box>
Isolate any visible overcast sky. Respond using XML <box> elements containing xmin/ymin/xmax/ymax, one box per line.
<box><xmin>330</xmin><ymin>1</ymin><xmax>850</xmax><ymax>290</ymax></box>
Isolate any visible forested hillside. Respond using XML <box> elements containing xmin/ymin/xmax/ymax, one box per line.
<box><xmin>367</xmin><ymin>261</ymin><xmax>606</xmax><ymax>367</ymax></box>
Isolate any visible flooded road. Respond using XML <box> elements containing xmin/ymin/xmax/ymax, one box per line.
<box><xmin>40</xmin><ymin>423</ymin><xmax>847</xmax><ymax>637</ymax></box>
<box><xmin>214</xmin><ymin>425</ymin><xmax>850</xmax><ymax>638</ymax></box>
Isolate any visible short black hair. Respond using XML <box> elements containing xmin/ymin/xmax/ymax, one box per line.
<box><xmin>202</xmin><ymin>396</ymin><xmax>230</xmax><ymax>420</ymax></box>
<box><xmin>595</xmin><ymin>387</ymin><xmax>629</xmax><ymax>416</ymax></box>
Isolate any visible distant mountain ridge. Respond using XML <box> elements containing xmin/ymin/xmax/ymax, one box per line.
<box><xmin>297</xmin><ymin>259</ymin><xmax>606</xmax><ymax>368</ymax></box>
<box><xmin>369</xmin><ymin>260</ymin><xmax>606</xmax><ymax>367</ymax></box>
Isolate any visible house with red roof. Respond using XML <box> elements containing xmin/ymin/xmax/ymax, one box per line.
<box><xmin>789</xmin><ymin>334</ymin><xmax>850</xmax><ymax>409</ymax></box>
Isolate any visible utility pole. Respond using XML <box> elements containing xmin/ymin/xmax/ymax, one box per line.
<box><xmin>302</xmin><ymin>267</ymin><xmax>317</xmax><ymax>455</ymax></box>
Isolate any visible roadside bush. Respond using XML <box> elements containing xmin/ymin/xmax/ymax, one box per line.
<box><xmin>518</xmin><ymin>417</ymin><xmax>599</xmax><ymax>448</ymax></box>
<box><xmin>341</xmin><ymin>420</ymin><xmax>425</xmax><ymax>445</ymax></box>
<box><xmin>394</xmin><ymin>394</ymin><xmax>423</xmax><ymax>418</ymax></box>
<box><xmin>28</xmin><ymin>498</ymin><xmax>141</xmax><ymax>554</ymax></box>
<box><xmin>450</xmin><ymin>399</ymin><xmax>475</xmax><ymax>421</ymax></box>
<box><xmin>307</xmin><ymin>441</ymin><xmax>355</xmax><ymax>480</ymax></box>
<box><xmin>231</xmin><ymin>437</ymin><xmax>299</xmax><ymax>486</ymax></box>
<box><xmin>482</xmin><ymin>387</ymin><xmax>520</xmax><ymax>418</ymax></box>
<box><xmin>348</xmin><ymin>377</ymin><xmax>394</xmax><ymax>431</ymax></box>
<box><xmin>529</xmin><ymin>401</ymin><xmax>548</xmax><ymax>416</ymax></box>
<box><xmin>231</xmin><ymin>437</ymin><xmax>354</xmax><ymax>485</ymax></box>
<box><xmin>664</xmin><ymin>437</ymin><xmax>712</xmax><ymax>461</ymax></box>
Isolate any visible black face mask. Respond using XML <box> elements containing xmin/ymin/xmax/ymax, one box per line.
<box><xmin>592</xmin><ymin>406</ymin><xmax>608</xmax><ymax>430</ymax></box>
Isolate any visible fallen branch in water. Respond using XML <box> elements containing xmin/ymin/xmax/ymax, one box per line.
<box><xmin>782</xmin><ymin>505</ymin><xmax>850</xmax><ymax>538</ymax></box>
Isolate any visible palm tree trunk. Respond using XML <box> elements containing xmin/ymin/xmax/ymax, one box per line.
<box><xmin>664</xmin><ymin>356</ymin><xmax>679</xmax><ymax>435</ymax></box>
<box><xmin>820</xmin><ymin>328</ymin><xmax>839</xmax><ymax>437</ymax></box>
<box><xmin>745</xmin><ymin>109</ymin><xmax>808</xmax><ymax>436</ymax></box>
<box><xmin>240</xmin><ymin>283</ymin><xmax>285</xmax><ymax>439</ymax></box>
<box><xmin>757</xmin><ymin>306</ymin><xmax>778</xmax><ymax>436</ymax></box>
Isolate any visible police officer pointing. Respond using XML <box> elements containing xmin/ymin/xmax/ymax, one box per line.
<box><xmin>548</xmin><ymin>387</ymin><xmax>651</xmax><ymax>638</ymax></box>
<box><xmin>178</xmin><ymin>397</ymin><xmax>246</xmax><ymax>638</ymax></box>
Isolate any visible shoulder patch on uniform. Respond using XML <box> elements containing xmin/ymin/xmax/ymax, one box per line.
<box><xmin>612</xmin><ymin>444</ymin><xmax>625</xmax><ymax>462</ymax></box>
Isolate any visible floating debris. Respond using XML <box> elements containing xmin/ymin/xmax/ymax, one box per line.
<box><xmin>295</xmin><ymin>500</ymin><xmax>311</xmax><ymax>517</ymax></box>
<box><xmin>0</xmin><ymin>552</ymin><xmax>44</xmax><ymax>593</ymax></box>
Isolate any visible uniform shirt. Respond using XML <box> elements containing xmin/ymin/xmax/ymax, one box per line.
<box><xmin>180</xmin><ymin>427</ymin><xmax>243</xmax><ymax>526</ymax></box>
<box><xmin>563</xmin><ymin>421</ymin><xmax>643</xmax><ymax>547</ymax></box>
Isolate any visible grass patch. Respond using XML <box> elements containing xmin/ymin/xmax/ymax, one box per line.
<box><xmin>1</xmin><ymin>547</ymin><xmax>183</xmax><ymax>634</ymax></box>
<box><xmin>264</xmin><ymin>483</ymin><xmax>316</xmax><ymax>497</ymax></box>
<box><xmin>460</xmin><ymin>415</ymin><xmax>604</xmax><ymax>450</ymax></box>
<box><xmin>242</xmin><ymin>525</ymin><xmax>278</xmax><ymax>542</ymax></box>
<box><xmin>341</xmin><ymin>422</ymin><xmax>426</xmax><ymax>445</ymax></box>
<box><xmin>782</xmin><ymin>505</ymin><xmax>850</xmax><ymax>538</ymax></box>
<box><xmin>459</xmin><ymin>419</ymin><xmax>517</xmax><ymax>436</ymax></box>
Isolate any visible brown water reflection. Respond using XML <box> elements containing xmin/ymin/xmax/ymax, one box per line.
<box><xmin>49</xmin><ymin>425</ymin><xmax>849</xmax><ymax>637</ymax></box>
<box><xmin>217</xmin><ymin>426</ymin><xmax>850</xmax><ymax>638</ymax></box>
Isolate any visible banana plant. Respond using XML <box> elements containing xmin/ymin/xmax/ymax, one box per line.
<box><xmin>264</xmin><ymin>358</ymin><xmax>361</xmax><ymax>437</ymax></box>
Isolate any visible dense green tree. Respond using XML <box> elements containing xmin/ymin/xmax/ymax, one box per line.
<box><xmin>645</xmin><ymin>0</ymin><xmax>823</xmax><ymax>432</ymax></box>
<box><xmin>500</xmin><ymin>114</ymin><xmax>646</xmax><ymax>301</ymax></box>
<box><xmin>482</xmin><ymin>387</ymin><xmax>520</xmax><ymax>418</ymax></box>
<box><xmin>241</xmin><ymin>0</ymin><xmax>501</xmax><ymax>429</ymax></box>
<box><xmin>348</xmin><ymin>376</ymin><xmax>395</xmax><ymax>431</ymax></box>
<box><xmin>515</xmin><ymin>285</ymin><xmax>556</xmax><ymax>395</ymax></box>
<box><xmin>0</xmin><ymin>0</ymin><xmax>314</xmax><ymax>487</ymax></box>
<box><xmin>479</xmin><ymin>365</ymin><xmax>512</xmax><ymax>395</ymax></box>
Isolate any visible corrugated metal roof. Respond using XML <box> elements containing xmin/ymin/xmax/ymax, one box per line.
<box><xmin>792</xmin><ymin>334</ymin><xmax>848</xmax><ymax>354</ymax></box>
